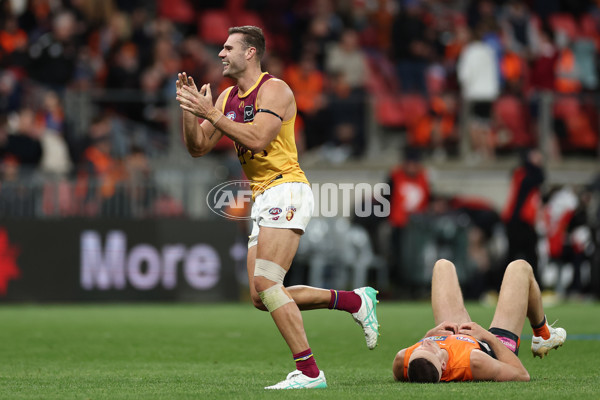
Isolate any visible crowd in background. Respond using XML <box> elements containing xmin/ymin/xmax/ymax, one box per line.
<box><xmin>2</xmin><ymin>0</ymin><xmax>600</xmax><ymax>168</ymax></box>
<box><xmin>0</xmin><ymin>0</ymin><xmax>599</xmax><ymax>298</ymax></box>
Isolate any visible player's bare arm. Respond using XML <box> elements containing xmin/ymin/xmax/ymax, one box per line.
<box><xmin>459</xmin><ymin>322</ymin><xmax>529</xmax><ymax>382</ymax></box>
<box><xmin>176</xmin><ymin>72</ymin><xmax>226</xmax><ymax>157</ymax></box>
<box><xmin>470</xmin><ymin>351</ymin><xmax>530</xmax><ymax>382</ymax></box>
<box><xmin>392</xmin><ymin>349</ymin><xmax>408</xmax><ymax>381</ymax></box>
<box><xmin>178</xmin><ymin>78</ymin><xmax>293</xmax><ymax>153</ymax></box>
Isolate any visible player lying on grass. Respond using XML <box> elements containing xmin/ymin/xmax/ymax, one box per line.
<box><xmin>392</xmin><ymin>258</ymin><xmax>566</xmax><ymax>383</ymax></box>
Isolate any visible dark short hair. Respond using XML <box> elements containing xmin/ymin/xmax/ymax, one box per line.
<box><xmin>408</xmin><ymin>358</ymin><xmax>440</xmax><ymax>383</ymax></box>
<box><xmin>228</xmin><ymin>26</ymin><xmax>266</xmax><ymax>61</ymax></box>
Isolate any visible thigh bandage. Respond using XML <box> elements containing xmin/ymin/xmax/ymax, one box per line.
<box><xmin>254</xmin><ymin>259</ymin><xmax>293</xmax><ymax>312</ymax></box>
<box><xmin>254</xmin><ymin>258</ymin><xmax>287</xmax><ymax>284</ymax></box>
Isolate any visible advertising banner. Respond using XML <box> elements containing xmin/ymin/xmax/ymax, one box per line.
<box><xmin>0</xmin><ymin>219</ymin><xmax>245</xmax><ymax>302</ymax></box>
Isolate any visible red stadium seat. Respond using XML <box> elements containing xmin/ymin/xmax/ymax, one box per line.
<box><xmin>375</xmin><ymin>95</ymin><xmax>405</xmax><ymax>128</ymax></box>
<box><xmin>399</xmin><ymin>94</ymin><xmax>428</xmax><ymax>128</ymax></box>
<box><xmin>375</xmin><ymin>94</ymin><xmax>428</xmax><ymax>135</ymax></box>
<box><xmin>232</xmin><ymin>10</ymin><xmax>264</xmax><ymax>28</ymax></box>
<box><xmin>198</xmin><ymin>10</ymin><xmax>233</xmax><ymax>45</ymax></box>
<box><xmin>157</xmin><ymin>0</ymin><xmax>195</xmax><ymax>24</ymax></box>
<box><xmin>493</xmin><ymin>95</ymin><xmax>533</xmax><ymax>148</ymax></box>
<box><xmin>553</xmin><ymin>96</ymin><xmax>598</xmax><ymax>150</ymax></box>
<box><xmin>549</xmin><ymin>13</ymin><xmax>578</xmax><ymax>40</ymax></box>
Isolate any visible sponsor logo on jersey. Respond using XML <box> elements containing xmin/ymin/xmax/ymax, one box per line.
<box><xmin>244</xmin><ymin>105</ymin><xmax>254</xmax><ymax>122</ymax></box>
<box><xmin>456</xmin><ymin>336</ymin><xmax>477</xmax><ymax>344</ymax></box>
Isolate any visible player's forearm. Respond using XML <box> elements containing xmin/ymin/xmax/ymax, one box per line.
<box><xmin>483</xmin><ymin>333</ymin><xmax>528</xmax><ymax>375</ymax></box>
<box><xmin>210</xmin><ymin>108</ymin><xmax>271</xmax><ymax>153</ymax></box>
<box><xmin>182</xmin><ymin>112</ymin><xmax>211</xmax><ymax>157</ymax></box>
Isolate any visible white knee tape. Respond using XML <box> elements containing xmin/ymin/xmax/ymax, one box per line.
<box><xmin>254</xmin><ymin>258</ymin><xmax>287</xmax><ymax>284</ymax></box>
<box><xmin>258</xmin><ymin>284</ymin><xmax>294</xmax><ymax>312</ymax></box>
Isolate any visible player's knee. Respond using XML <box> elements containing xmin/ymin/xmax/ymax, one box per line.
<box><xmin>251</xmin><ymin>292</ymin><xmax>268</xmax><ymax>311</ymax></box>
<box><xmin>506</xmin><ymin>259</ymin><xmax>533</xmax><ymax>276</ymax></box>
<box><xmin>257</xmin><ymin>283</ymin><xmax>294</xmax><ymax>313</ymax></box>
<box><xmin>253</xmin><ymin>275</ymin><xmax>272</xmax><ymax>293</ymax></box>
<box><xmin>253</xmin><ymin>258</ymin><xmax>287</xmax><ymax>291</ymax></box>
<box><xmin>253</xmin><ymin>259</ymin><xmax>293</xmax><ymax>313</ymax></box>
<box><xmin>433</xmin><ymin>259</ymin><xmax>456</xmax><ymax>275</ymax></box>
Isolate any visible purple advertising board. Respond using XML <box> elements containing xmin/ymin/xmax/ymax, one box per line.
<box><xmin>0</xmin><ymin>219</ymin><xmax>246</xmax><ymax>302</ymax></box>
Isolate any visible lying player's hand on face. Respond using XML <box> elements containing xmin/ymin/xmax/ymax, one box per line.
<box><xmin>437</xmin><ymin>321</ymin><xmax>459</xmax><ymax>335</ymax></box>
<box><xmin>458</xmin><ymin>322</ymin><xmax>486</xmax><ymax>339</ymax></box>
<box><xmin>427</xmin><ymin>321</ymin><xmax>459</xmax><ymax>336</ymax></box>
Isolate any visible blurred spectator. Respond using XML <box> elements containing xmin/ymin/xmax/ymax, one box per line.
<box><xmin>136</xmin><ymin>66</ymin><xmax>169</xmax><ymax>135</ymax></box>
<box><xmin>0</xmin><ymin>14</ymin><xmax>28</xmax><ymax>69</ymax></box>
<box><xmin>0</xmin><ymin>70</ymin><xmax>22</xmax><ymax>114</ymax></box>
<box><xmin>542</xmin><ymin>185</ymin><xmax>594</xmax><ymax>297</ymax></box>
<box><xmin>391</xmin><ymin>0</ymin><xmax>435</xmax><ymax>94</ymax></box>
<box><xmin>554</xmin><ymin>31</ymin><xmax>581</xmax><ymax>94</ymax></box>
<box><xmin>39</xmin><ymin>90</ymin><xmax>72</xmax><ymax>177</ymax></box>
<box><xmin>105</xmin><ymin>42</ymin><xmax>140</xmax><ymax>89</ymax></box>
<box><xmin>300</xmin><ymin>0</ymin><xmax>344</xmax><ymax>68</ymax></box>
<box><xmin>466</xmin><ymin>0</ymin><xmax>497</xmax><ymax>31</ymax></box>
<box><xmin>573</xmin><ymin>34</ymin><xmax>598</xmax><ymax>92</ymax></box>
<box><xmin>75</xmin><ymin>115</ymin><xmax>125</xmax><ymax>215</ymax></box>
<box><xmin>386</xmin><ymin>147</ymin><xmax>430</xmax><ymax>286</ymax></box>
<box><xmin>529</xmin><ymin>25</ymin><xmax>558</xmax><ymax>92</ymax></box>
<box><xmin>70</xmin><ymin>0</ymin><xmax>116</xmax><ymax>29</ymax></box>
<box><xmin>365</xmin><ymin>0</ymin><xmax>396</xmax><ymax>53</ymax></box>
<box><xmin>0</xmin><ymin>155</ymin><xmax>35</xmax><ymax>217</ymax></box>
<box><xmin>501</xmin><ymin>148</ymin><xmax>545</xmax><ymax>284</ymax></box>
<box><xmin>324</xmin><ymin>28</ymin><xmax>369</xmax><ymax>157</ymax></box>
<box><xmin>123</xmin><ymin>145</ymin><xmax>152</xmax><ymax>217</ymax></box>
<box><xmin>1</xmin><ymin>108</ymin><xmax>43</xmax><ymax>168</ymax></box>
<box><xmin>325</xmin><ymin>28</ymin><xmax>368</xmax><ymax>92</ymax></box>
<box><xmin>179</xmin><ymin>36</ymin><xmax>213</xmax><ymax>83</ymax></box>
<box><xmin>408</xmin><ymin>91</ymin><xmax>458</xmax><ymax>159</ymax></box>
<box><xmin>498</xmin><ymin>0</ymin><xmax>536</xmax><ymax>56</ymax></box>
<box><xmin>27</xmin><ymin>10</ymin><xmax>80</xmax><ymax>89</ymax></box>
<box><xmin>284</xmin><ymin>53</ymin><xmax>327</xmax><ymax>151</ymax></box>
<box><xmin>457</xmin><ymin>23</ymin><xmax>500</xmax><ymax>162</ymax></box>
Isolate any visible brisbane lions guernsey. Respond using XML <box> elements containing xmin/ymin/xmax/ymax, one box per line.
<box><xmin>221</xmin><ymin>72</ymin><xmax>308</xmax><ymax>196</ymax></box>
<box><xmin>403</xmin><ymin>335</ymin><xmax>482</xmax><ymax>381</ymax></box>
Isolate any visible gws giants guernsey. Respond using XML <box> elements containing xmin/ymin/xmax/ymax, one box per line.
<box><xmin>402</xmin><ymin>335</ymin><xmax>482</xmax><ymax>382</ymax></box>
<box><xmin>221</xmin><ymin>72</ymin><xmax>308</xmax><ymax>196</ymax></box>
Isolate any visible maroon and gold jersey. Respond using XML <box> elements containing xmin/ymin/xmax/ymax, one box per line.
<box><xmin>221</xmin><ymin>72</ymin><xmax>308</xmax><ymax>196</ymax></box>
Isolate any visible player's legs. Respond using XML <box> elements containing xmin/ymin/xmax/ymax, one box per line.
<box><xmin>489</xmin><ymin>259</ymin><xmax>544</xmax><ymax>336</ymax></box>
<box><xmin>247</xmin><ymin>245</ymin><xmax>331</xmax><ymax>311</ymax></box>
<box><xmin>253</xmin><ymin>226</ymin><xmax>311</xmax><ymax>354</ymax></box>
<box><xmin>431</xmin><ymin>259</ymin><xmax>471</xmax><ymax>325</ymax></box>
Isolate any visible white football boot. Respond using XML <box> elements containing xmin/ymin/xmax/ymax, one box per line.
<box><xmin>264</xmin><ymin>370</ymin><xmax>327</xmax><ymax>389</ymax></box>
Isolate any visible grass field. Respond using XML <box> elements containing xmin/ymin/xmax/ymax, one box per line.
<box><xmin>0</xmin><ymin>301</ymin><xmax>599</xmax><ymax>399</ymax></box>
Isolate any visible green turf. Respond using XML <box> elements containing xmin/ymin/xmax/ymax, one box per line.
<box><xmin>0</xmin><ymin>301</ymin><xmax>598</xmax><ymax>399</ymax></box>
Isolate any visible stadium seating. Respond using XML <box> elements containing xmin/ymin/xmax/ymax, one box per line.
<box><xmin>493</xmin><ymin>95</ymin><xmax>534</xmax><ymax>149</ymax></box>
<box><xmin>198</xmin><ymin>10</ymin><xmax>232</xmax><ymax>45</ymax></box>
<box><xmin>549</xmin><ymin>13</ymin><xmax>578</xmax><ymax>39</ymax></box>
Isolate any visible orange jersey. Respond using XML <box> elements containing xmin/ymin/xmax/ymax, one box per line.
<box><xmin>221</xmin><ymin>72</ymin><xmax>308</xmax><ymax>196</ymax></box>
<box><xmin>403</xmin><ymin>335</ymin><xmax>481</xmax><ymax>382</ymax></box>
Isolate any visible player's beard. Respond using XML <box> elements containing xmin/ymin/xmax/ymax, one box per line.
<box><xmin>223</xmin><ymin>59</ymin><xmax>245</xmax><ymax>79</ymax></box>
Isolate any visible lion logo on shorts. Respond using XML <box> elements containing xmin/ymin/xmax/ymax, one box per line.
<box><xmin>286</xmin><ymin>206</ymin><xmax>296</xmax><ymax>221</ymax></box>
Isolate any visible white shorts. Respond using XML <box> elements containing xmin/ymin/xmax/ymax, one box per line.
<box><xmin>248</xmin><ymin>182</ymin><xmax>314</xmax><ymax>248</ymax></box>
